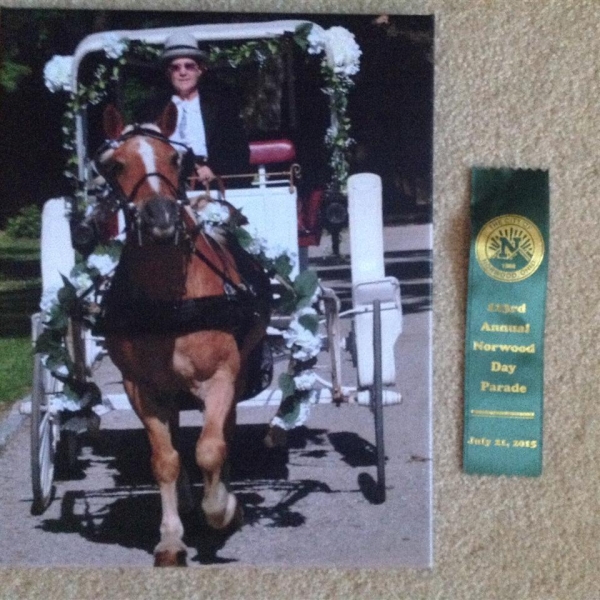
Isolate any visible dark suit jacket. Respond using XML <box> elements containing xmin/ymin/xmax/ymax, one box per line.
<box><xmin>136</xmin><ymin>80</ymin><xmax>250</xmax><ymax>178</ymax></box>
<box><xmin>195</xmin><ymin>85</ymin><xmax>250</xmax><ymax>176</ymax></box>
<box><xmin>155</xmin><ymin>80</ymin><xmax>249</xmax><ymax>178</ymax></box>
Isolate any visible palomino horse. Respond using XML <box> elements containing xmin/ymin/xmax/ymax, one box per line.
<box><xmin>96</xmin><ymin>103</ymin><xmax>269</xmax><ymax>566</ymax></box>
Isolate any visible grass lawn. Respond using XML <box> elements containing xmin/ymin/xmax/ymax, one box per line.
<box><xmin>0</xmin><ymin>336</ymin><xmax>32</xmax><ymax>405</ymax></box>
<box><xmin>0</xmin><ymin>231</ymin><xmax>40</xmax><ymax>409</ymax></box>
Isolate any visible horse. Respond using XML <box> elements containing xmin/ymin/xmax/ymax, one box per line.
<box><xmin>95</xmin><ymin>103</ymin><xmax>270</xmax><ymax>566</ymax></box>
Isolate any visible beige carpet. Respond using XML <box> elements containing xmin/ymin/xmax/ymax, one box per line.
<box><xmin>1</xmin><ymin>1</ymin><xmax>598</xmax><ymax>598</ymax></box>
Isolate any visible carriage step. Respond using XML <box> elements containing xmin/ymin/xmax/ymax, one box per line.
<box><xmin>353</xmin><ymin>390</ymin><xmax>402</xmax><ymax>406</ymax></box>
<box><xmin>103</xmin><ymin>388</ymin><xmax>402</xmax><ymax>409</ymax></box>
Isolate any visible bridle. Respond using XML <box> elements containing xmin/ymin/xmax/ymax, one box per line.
<box><xmin>94</xmin><ymin>126</ymin><xmax>194</xmax><ymax>245</ymax></box>
<box><xmin>93</xmin><ymin>126</ymin><xmax>256</xmax><ymax>299</ymax></box>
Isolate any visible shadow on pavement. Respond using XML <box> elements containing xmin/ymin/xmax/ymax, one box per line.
<box><xmin>328</xmin><ymin>431</ymin><xmax>378</xmax><ymax>468</ymax></box>
<box><xmin>37</xmin><ymin>423</ymin><xmax>375</xmax><ymax>564</ymax></box>
<box><xmin>357</xmin><ymin>473</ymin><xmax>386</xmax><ymax>505</ymax></box>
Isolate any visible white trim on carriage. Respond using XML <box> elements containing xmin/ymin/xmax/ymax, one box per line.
<box><xmin>70</xmin><ymin>20</ymin><xmax>316</xmax><ymax>90</ymax></box>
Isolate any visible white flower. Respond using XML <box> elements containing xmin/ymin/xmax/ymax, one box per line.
<box><xmin>197</xmin><ymin>202</ymin><xmax>230</xmax><ymax>225</ymax></box>
<box><xmin>263</xmin><ymin>243</ymin><xmax>286</xmax><ymax>261</ymax></box>
<box><xmin>294</xmin><ymin>369</ymin><xmax>317</xmax><ymax>391</ymax></box>
<box><xmin>102</xmin><ymin>33</ymin><xmax>127</xmax><ymax>59</ymax></box>
<box><xmin>323</xmin><ymin>27</ymin><xmax>361</xmax><ymax>77</ymax></box>
<box><xmin>50</xmin><ymin>396</ymin><xmax>82</xmax><ymax>413</ymax></box>
<box><xmin>43</xmin><ymin>55</ymin><xmax>73</xmax><ymax>93</ymax></box>
<box><xmin>86</xmin><ymin>253</ymin><xmax>118</xmax><ymax>277</ymax></box>
<box><xmin>42</xmin><ymin>356</ymin><xmax>70</xmax><ymax>378</ymax></box>
<box><xmin>309</xmin><ymin>284</ymin><xmax>322</xmax><ymax>307</ymax></box>
<box><xmin>244</xmin><ymin>233</ymin><xmax>289</xmax><ymax>263</ymax></box>
<box><xmin>246</xmin><ymin>236</ymin><xmax>265</xmax><ymax>256</ymax></box>
<box><xmin>271</xmin><ymin>400</ymin><xmax>311</xmax><ymax>430</ymax></box>
<box><xmin>307</xmin><ymin>24</ymin><xmax>327</xmax><ymax>55</ymax></box>
<box><xmin>283</xmin><ymin>308</ymin><xmax>322</xmax><ymax>361</ymax></box>
<box><xmin>325</xmin><ymin>123</ymin><xmax>339</xmax><ymax>143</ymax></box>
<box><xmin>40</xmin><ymin>285</ymin><xmax>60</xmax><ymax>312</ymax></box>
<box><xmin>255</xmin><ymin>49</ymin><xmax>267</xmax><ymax>65</ymax></box>
<box><xmin>70</xmin><ymin>271</ymin><xmax>93</xmax><ymax>293</ymax></box>
<box><xmin>292</xmin><ymin>335</ymin><xmax>322</xmax><ymax>361</ymax></box>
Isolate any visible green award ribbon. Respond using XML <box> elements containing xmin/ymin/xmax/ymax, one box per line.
<box><xmin>463</xmin><ymin>168</ymin><xmax>549</xmax><ymax>476</ymax></box>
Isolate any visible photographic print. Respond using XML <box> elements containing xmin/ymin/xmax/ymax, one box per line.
<box><xmin>0</xmin><ymin>9</ymin><xmax>433</xmax><ymax>568</ymax></box>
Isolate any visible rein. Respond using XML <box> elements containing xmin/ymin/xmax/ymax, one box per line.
<box><xmin>94</xmin><ymin>126</ymin><xmax>258</xmax><ymax>302</ymax></box>
<box><xmin>193</xmin><ymin>237</ymin><xmax>254</xmax><ymax>299</ymax></box>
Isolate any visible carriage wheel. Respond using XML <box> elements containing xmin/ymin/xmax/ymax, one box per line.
<box><xmin>30</xmin><ymin>349</ymin><xmax>57</xmax><ymax>515</ymax></box>
<box><xmin>372</xmin><ymin>299</ymin><xmax>386</xmax><ymax>502</ymax></box>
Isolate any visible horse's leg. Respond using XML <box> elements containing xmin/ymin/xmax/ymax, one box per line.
<box><xmin>196</xmin><ymin>373</ymin><xmax>240</xmax><ymax>530</ymax></box>
<box><xmin>169</xmin><ymin>411</ymin><xmax>195</xmax><ymax>514</ymax></box>
<box><xmin>124</xmin><ymin>380</ymin><xmax>187</xmax><ymax>566</ymax></box>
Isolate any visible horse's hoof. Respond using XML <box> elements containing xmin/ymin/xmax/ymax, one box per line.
<box><xmin>205</xmin><ymin>492</ymin><xmax>241</xmax><ymax>530</ymax></box>
<box><xmin>154</xmin><ymin>549</ymin><xmax>187</xmax><ymax>567</ymax></box>
<box><xmin>263</xmin><ymin>425</ymin><xmax>287</xmax><ymax>448</ymax></box>
<box><xmin>154</xmin><ymin>538</ymin><xmax>188</xmax><ymax>567</ymax></box>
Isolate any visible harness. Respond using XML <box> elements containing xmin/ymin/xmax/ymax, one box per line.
<box><xmin>94</xmin><ymin>126</ymin><xmax>194</xmax><ymax>245</ymax></box>
<box><xmin>91</xmin><ymin>127</ymin><xmax>270</xmax><ymax>341</ymax></box>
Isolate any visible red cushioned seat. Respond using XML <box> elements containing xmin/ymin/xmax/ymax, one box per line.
<box><xmin>249</xmin><ymin>139</ymin><xmax>296</xmax><ymax>165</ymax></box>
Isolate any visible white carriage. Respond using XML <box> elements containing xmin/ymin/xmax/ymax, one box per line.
<box><xmin>30</xmin><ymin>20</ymin><xmax>403</xmax><ymax>515</ymax></box>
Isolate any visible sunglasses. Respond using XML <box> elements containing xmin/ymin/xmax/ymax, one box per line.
<box><xmin>168</xmin><ymin>61</ymin><xmax>200</xmax><ymax>73</ymax></box>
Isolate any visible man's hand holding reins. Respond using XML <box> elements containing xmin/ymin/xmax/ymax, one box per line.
<box><xmin>195</xmin><ymin>164</ymin><xmax>215</xmax><ymax>185</ymax></box>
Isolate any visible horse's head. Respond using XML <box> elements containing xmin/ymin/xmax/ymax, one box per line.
<box><xmin>97</xmin><ymin>103</ymin><xmax>187</xmax><ymax>244</ymax></box>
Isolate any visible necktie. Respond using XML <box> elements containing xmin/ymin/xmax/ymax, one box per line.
<box><xmin>178</xmin><ymin>104</ymin><xmax>187</xmax><ymax>140</ymax></box>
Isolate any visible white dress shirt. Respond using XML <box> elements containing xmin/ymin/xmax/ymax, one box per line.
<box><xmin>169</xmin><ymin>94</ymin><xmax>208</xmax><ymax>158</ymax></box>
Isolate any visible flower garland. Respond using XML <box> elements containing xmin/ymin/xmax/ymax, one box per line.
<box><xmin>35</xmin><ymin>241</ymin><xmax>121</xmax><ymax>410</ymax></box>
<box><xmin>200</xmin><ymin>203</ymin><xmax>323</xmax><ymax>430</ymax></box>
<box><xmin>304</xmin><ymin>25</ymin><xmax>361</xmax><ymax>195</ymax></box>
<box><xmin>40</xmin><ymin>23</ymin><xmax>360</xmax><ymax>428</ymax></box>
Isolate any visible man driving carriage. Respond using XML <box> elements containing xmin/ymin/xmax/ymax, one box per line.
<box><xmin>159</xmin><ymin>32</ymin><xmax>250</xmax><ymax>187</ymax></box>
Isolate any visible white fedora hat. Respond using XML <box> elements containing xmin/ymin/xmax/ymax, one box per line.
<box><xmin>161</xmin><ymin>32</ymin><xmax>209</xmax><ymax>64</ymax></box>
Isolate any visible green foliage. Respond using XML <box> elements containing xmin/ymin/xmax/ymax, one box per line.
<box><xmin>0</xmin><ymin>58</ymin><xmax>31</xmax><ymax>93</ymax></box>
<box><xmin>5</xmin><ymin>205</ymin><xmax>42</xmax><ymax>239</ymax></box>
<box><xmin>234</xmin><ymin>227</ymin><xmax>254</xmax><ymax>249</ymax></box>
<box><xmin>0</xmin><ymin>231</ymin><xmax>39</xmax><ymax>401</ymax></box>
<box><xmin>209</xmin><ymin>39</ymin><xmax>281</xmax><ymax>69</ymax></box>
<box><xmin>298</xmin><ymin>313</ymin><xmax>319</xmax><ymax>334</ymax></box>
<box><xmin>293</xmin><ymin>269</ymin><xmax>319</xmax><ymax>309</ymax></box>
<box><xmin>293</xmin><ymin>23</ymin><xmax>313</xmax><ymax>51</ymax></box>
<box><xmin>0</xmin><ymin>231</ymin><xmax>40</xmax><ymax>261</ymax></box>
<box><xmin>278</xmin><ymin>372</ymin><xmax>295</xmax><ymax>400</ymax></box>
<box><xmin>277</xmin><ymin>393</ymin><xmax>303</xmax><ymax>426</ymax></box>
